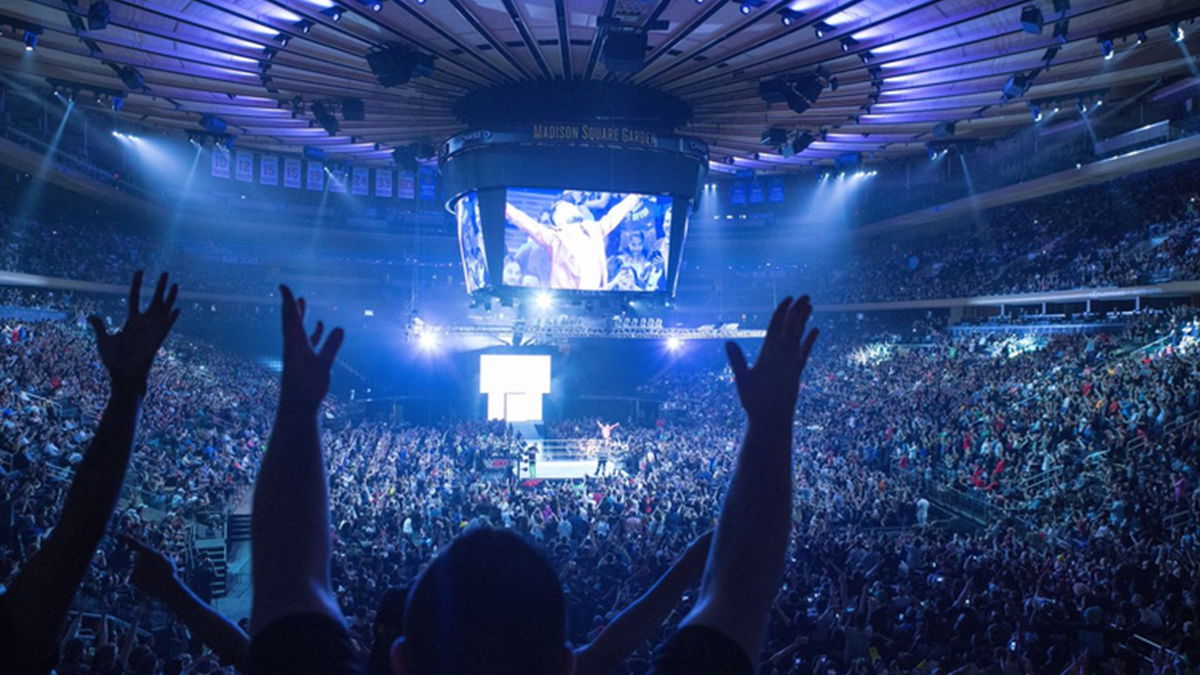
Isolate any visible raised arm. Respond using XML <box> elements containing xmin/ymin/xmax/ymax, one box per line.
<box><xmin>122</xmin><ymin>536</ymin><xmax>249</xmax><ymax>670</ymax></box>
<box><xmin>575</xmin><ymin>532</ymin><xmax>711</xmax><ymax>675</ymax></box>
<box><xmin>506</xmin><ymin>203</ymin><xmax>554</xmax><ymax>248</ymax></box>
<box><xmin>597</xmin><ymin>194</ymin><xmax>644</xmax><ymax>236</ymax></box>
<box><xmin>678</xmin><ymin>296</ymin><xmax>818</xmax><ymax>659</ymax></box>
<box><xmin>250</xmin><ymin>286</ymin><xmax>344</xmax><ymax>634</ymax></box>
<box><xmin>0</xmin><ymin>271</ymin><xmax>178</xmax><ymax>672</ymax></box>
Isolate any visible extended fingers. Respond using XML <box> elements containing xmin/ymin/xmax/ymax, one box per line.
<box><xmin>164</xmin><ymin>282</ymin><xmax>178</xmax><ymax>310</ymax></box>
<box><xmin>87</xmin><ymin>316</ymin><xmax>108</xmax><ymax>342</ymax></box>
<box><xmin>128</xmin><ymin>270</ymin><xmax>144</xmax><ymax>319</ymax></box>
<box><xmin>151</xmin><ymin>273</ymin><xmax>168</xmax><ymax>309</ymax></box>
<box><xmin>798</xmin><ymin>328</ymin><xmax>820</xmax><ymax>369</ymax></box>
<box><xmin>766</xmin><ymin>296</ymin><xmax>793</xmax><ymax>343</ymax></box>
<box><xmin>785</xmin><ymin>295</ymin><xmax>813</xmax><ymax>343</ymax></box>
<box><xmin>318</xmin><ymin>327</ymin><xmax>345</xmax><ymax>367</ymax></box>
<box><xmin>310</xmin><ymin>321</ymin><xmax>324</xmax><ymax>347</ymax></box>
<box><xmin>725</xmin><ymin>341</ymin><xmax>749</xmax><ymax>380</ymax></box>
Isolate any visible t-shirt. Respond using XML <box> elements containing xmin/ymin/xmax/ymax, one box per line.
<box><xmin>648</xmin><ymin>625</ymin><xmax>753</xmax><ymax>675</ymax></box>
<box><xmin>250</xmin><ymin>614</ymin><xmax>362</xmax><ymax>675</ymax></box>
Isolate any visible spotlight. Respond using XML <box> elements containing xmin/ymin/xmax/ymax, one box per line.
<box><xmin>1052</xmin><ymin>18</ymin><xmax>1068</xmax><ymax>43</ymax></box>
<box><xmin>1093</xmin><ymin>99</ymin><xmax>1103</xmax><ymax>109</ymax></box>
<box><xmin>665</xmin><ymin>337</ymin><xmax>683</xmax><ymax>352</ymax></box>
<box><xmin>840</xmin><ymin>36</ymin><xmax>858</xmax><ymax>51</ymax></box>
<box><xmin>1101</xmin><ymin>39</ymin><xmax>1114</xmax><ymax>59</ymax></box>
<box><xmin>1052</xmin><ymin>0</ymin><xmax>1069</xmax><ymax>12</ymax></box>
<box><xmin>1042</xmin><ymin>46</ymin><xmax>1059</xmax><ymax>62</ymax></box>
<box><xmin>274</xmin><ymin>32</ymin><xmax>291</xmax><ymax>46</ymax></box>
<box><xmin>739</xmin><ymin>2</ymin><xmax>753</xmax><ymax>15</ymax></box>
<box><xmin>858</xmin><ymin>50</ymin><xmax>874</xmax><ymax>63</ymax></box>
<box><xmin>367</xmin><ymin>44</ymin><xmax>436</xmax><ymax>87</ymax></box>
<box><xmin>311</xmin><ymin>101</ymin><xmax>340</xmax><ymax>135</ymax></box>
<box><xmin>111</xmin><ymin>95</ymin><xmax>123</xmax><ymax>111</ymax></box>
<box><xmin>1136</xmin><ymin>31</ymin><xmax>1147</xmax><ymax>45</ymax></box>
<box><xmin>535</xmin><ymin>291</ymin><xmax>553</xmax><ymax>310</ymax></box>
<box><xmin>828</xmin><ymin>76</ymin><xmax>838</xmax><ymax>91</ymax></box>
<box><xmin>87</xmin><ymin>1</ymin><xmax>111</xmax><ymax>30</ymax></box>
<box><xmin>321</xmin><ymin>6</ymin><xmax>344</xmax><ymax>21</ymax></box>
<box><xmin>1030</xmin><ymin>103</ymin><xmax>1042</xmax><ymax>121</ymax></box>
<box><xmin>23</xmin><ymin>31</ymin><xmax>38</xmax><ymax>51</ymax></box>
<box><xmin>779</xmin><ymin>9</ymin><xmax>803</xmax><ymax>26</ymax></box>
<box><xmin>1020</xmin><ymin>5</ymin><xmax>1043</xmax><ymax>34</ymax></box>
<box><xmin>1171</xmin><ymin>23</ymin><xmax>1184</xmax><ymax>43</ymax></box>
<box><xmin>417</xmin><ymin>332</ymin><xmax>438</xmax><ymax>351</ymax></box>
<box><xmin>1074</xmin><ymin>97</ymin><xmax>1086</xmax><ymax>113</ymax></box>
<box><xmin>118</xmin><ymin>66</ymin><xmax>144</xmax><ymax>90</ymax></box>
<box><xmin>295</xmin><ymin>19</ymin><xmax>314</xmax><ymax>34</ymax></box>
<box><xmin>199</xmin><ymin>114</ymin><xmax>228</xmax><ymax>134</ymax></box>
<box><xmin>814</xmin><ymin>21</ymin><xmax>834</xmax><ymax>38</ymax></box>
<box><xmin>370</xmin><ymin>1</ymin><xmax>384</xmax><ymax>11</ymax></box>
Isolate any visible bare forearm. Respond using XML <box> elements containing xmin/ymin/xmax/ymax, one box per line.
<box><xmin>576</xmin><ymin>559</ymin><xmax>697</xmax><ymax>674</ymax></box>
<box><xmin>690</xmin><ymin>421</ymin><xmax>792</xmax><ymax>655</ymax></box>
<box><xmin>159</xmin><ymin>578</ymin><xmax>249</xmax><ymax>669</ymax></box>
<box><xmin>251</xmin><ymin>401</ymin><xmax>336</xmax><ymax>631</ymax></box>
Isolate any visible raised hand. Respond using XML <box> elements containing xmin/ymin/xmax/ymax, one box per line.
<box><xmin>725</xmin><ymin>295</ymin><xmax>819</xmax><ymax>427</ymax></box>
<box><xmin>120</xmin><ymin>534</ymin><xmax>179</xmax><ymax>598</ymax></box>
<box><xmin>87</xmin><ymin>271</ymin><xmax>180</xmax><ymax>396</ymax></box>
<box><xmin>278</xmin><ymin>285</ymin><xmax>344</xmax><ymax>412</ymax></box>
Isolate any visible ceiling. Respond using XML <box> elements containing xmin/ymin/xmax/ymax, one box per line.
<box><xmin>1</xmin><ymin>0</ymin><xmax>1197</xmax><ymax>172</ymax></box>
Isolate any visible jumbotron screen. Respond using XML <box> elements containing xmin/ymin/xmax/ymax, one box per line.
<box><xmin>501</xmin><ymin>188</ymin><xmax>673</xmax><ymax>292</ymax></box>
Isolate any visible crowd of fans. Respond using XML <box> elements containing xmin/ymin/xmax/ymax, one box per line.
<box><xmin>0</xmin><ymin>275</ymin><xmax>1196</xmax><ymax>672</ymax></box>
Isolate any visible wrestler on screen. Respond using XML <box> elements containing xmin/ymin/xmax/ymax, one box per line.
<box><xmin>505</xmin><ymin>193</ymin><xmax>643</xmax><ymax>290</ymax></box>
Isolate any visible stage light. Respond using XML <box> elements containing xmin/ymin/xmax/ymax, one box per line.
<box><xmin>199</xmin><ymin>114</ymin><xmax>228</xmax><ymax>134</ymax></box>
<box><xmin>1101</xmin><ymin>39</ymin><xmax>1114</xmax><ymax>59</ymax></box>
<box><xmin>367</xmin><ymin>45</ymin><xmax>436</xmax><ymax>87</ymax></box>
<box><xmin>739</xmin><ymin>3</ymin><xmax>753</xmax><ymax>15</ymax></box>
<box><xmin>1052</xmin><ymin>18</ymin><xmax>1069</xmax><ymax>43</ymax></box>
<box><xmin>274</xmin><ymin>32</ymin><xmax>291</xmax><ymax>46</ymax></box>
<box><xmin>295</xmin><ymin>19</ymin><xmax>314</xmax><ymax>34</ymax></box>
<box><xmin>535</xmin><ymin>291</ymin><xmax>553</xmax><ymax>310</ymax></box>
<box><xmin>311</xmin><ymin>101</ymin><xmax>339</xmax><ymax>135</ymax></box>
<box><xmin>779</xmin><ymin>9</ymin><xmax>803</xmax><ymax>26</ymax></box>
<box><xmin>1136</xmin><ymin>31</ymin><xmax>1147</xmax><ymax>45</ymax></box>
<box><xmin>87</xmin><ymin>1</ymin><xmax>111</xmax><ymax>30</ymax></box>
<box><xmin>371</xmin><ymin>1</ymin><xmax>384</xmax><ymax>11</ymax></box>
<box><xmin>118</xmin><ymin>66</ymin><xmax>145</xmax><ymax>91</ymax></box>
<box><xmin>814</xmin><ymin>22</ymin><xmax>834</xmax><ymax>38</ymax></box>
<box><xmin>1052</xmin><ymin>0</ymin><xmax>1069</xmax><ymax>12</ymax></box>
<box><xmin>665</xmin><ymin>337</ymin><xmax>683</xmax><ymax>352</ymax></box>
<box><xmin>1074</xmin><ymin>97</ymin><xmax>1086</xmax><ymax>113</ymax></box>
<box><xmin>858</xmin><ymin>50</ymin><xmax>874</xmax><ymax>63</ymax></box>
<box><xmin>24</xmin><ymin>31</ymin><xmax>37</xmax><ymax>51</ymax></box>
<box><xmin>1020</xmin><ymin>5</ymin><xmax>1043</xmax><ymax>34</ymax></box>
<box><xmin>1171</xmin><ymin>23</ymin><xmax>1185</xmax><ymax>42</ymax></box>
<box><xmin>418</xmin><ymin>332</ymin><xmax>438</xmax><ymax>351</ymax></box>
<box><xmin>321</xmin><ymin>6</ymin><xmax>344</xmax><ymax>21</ymax></box>
<box><xmin>1030</xmin><ymin>103</ymin><xmax>1042</xmax><ymax>121</ymax></box>
<box><xmin>111</xmin><ymin>95</ymin><xmax>123</xmax><ymax>111</ymax></box>
<box><xmin>840</xmin><ymin>36</ymin><xmax>858</xmax><ymax>51</ymax></box>
<box><xmin>828</xmin><ymin>76</ymin><xmax>838</xmax><ymax>91</ymax></box>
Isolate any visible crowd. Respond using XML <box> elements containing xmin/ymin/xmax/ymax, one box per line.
<box><xmin>0</xmin><ymin>270</ymin><xmax>1195</xmax><ymax>673</ymax></box>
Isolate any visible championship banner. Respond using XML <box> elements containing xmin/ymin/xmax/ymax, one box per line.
<box><xmin>417</xmin><ymin>166</ymin><xmax>437</xmax><ymax>200</ymax></box>
<box><xmin>306</xmin><ymin>162</ymin><xmax>324</xmax><ymax>191</ymax></box>
<box><xmin>235</xmin><ymin>150</ymin><xmax>254</xmax><ymax>182</ymax></box>
<box><xmin>283</xmin><ymin>157</ymin><xmax>302</xmax><ymax>189</ymax></box>
<box><xmin>730</xmin><ymin>181</ymin><xmax>747</xmax><ymax>204</ymax></box>
<box><xmin>748</xmin><ymin>179</ymin><xmax>765</xmax><ymax>204</ymax></box>
<box><xmin>328</xmin><ymin>169</ymin><xmax>347</xmax><ymax>193</ymax></box>
<box><xmin>351</xmin><ymin>167</ymin><xmax>369</xmax><ymax>196</ymax></box>
<box><xmin>396</xmin><ymin>171</ymin><xmax>415</xmax><ymax>199</ymax></box>
<box><xmin>210</xmin><ymin>150</ymin><xmax>230</xmax><ymax>179</ymax></box>
<box><xmin>374</xmin><ymin>168</ymin><xmax>392</xmax><ymax>198</ymax></box>
<box><xmin>768</xmin><ymin>176</ymin><xmax>784</xmax><ymax>203</ymax></box>
<box><xmin>260</xmin><ymin>154</ymin><xmax>279</xmax><ymax>186</ymax></box>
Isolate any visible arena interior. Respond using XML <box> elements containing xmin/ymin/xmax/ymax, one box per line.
<box><xmin>1</xmin><ymin>0</ymin><xmax>1200</xmax><ymax>673</ymax></box>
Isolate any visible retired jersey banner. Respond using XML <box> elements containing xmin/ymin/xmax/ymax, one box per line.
<box><xmin>283</xmin><ymin>157</ymin><xmax>302</xmax><ymax>189</ymax></box>
<box><xmin>260</xmin><ymin>154</ymin><xmax>279</xmax><ymax>186</ymax></box>
<box><xmin>396</xmin><ymin>171</ymin><xmax>415</xmax><ymax>199</ymax></box>
<box><xmin>329</xmin><ymin>169</ymin><xmax>347</xmax><ymax>193</ymax></box>
<box><xmin>417</xmin><ymin>166</ymin><xmax>437</xmax><ymax>200</ymax></box>
<box><xmin>306</xmin><ymin>162</ymin><xmax>324</xmax><ymax>191</ymax></box>
<box><xmin>210</xmin><ymin>150</ymin><xmax>230</xmax><ymax>178</ymax></box>
<box><xmin>235</xmin><ymin>150</ymin><xmax>254</xmax><ymax>182</ymax></box>
<box><xmin>374</xmin><ymin>169</ymin><xmax>392</xmax><ymax>198</ymax></box>
<box><xmin>351</xmin><ymin>167</ymin><xmax>370</xmax><ymax>196</ymax></box>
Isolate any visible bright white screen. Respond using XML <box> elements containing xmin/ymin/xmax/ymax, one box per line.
<box><xmin>480</xmin><ymin>354</ymin><xmax>551</xmax><ymax>422</ymax></box>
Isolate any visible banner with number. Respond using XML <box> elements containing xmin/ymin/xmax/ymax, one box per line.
<box><xmin>306</xmin><ymin>162</ymin><xmax>324</xmax><ymax>191</ymax></box>
<box><xmin>396</xmin><ymin>171</ymin><xmax>415</xmax><ymax>199</ymax></box>
<box><xmin>235</xmin><ymin>150</ymin><xmax>254</xmax><ymax>182</ymax></box>
<box><xmin>418</xmin><ymin>167</ymin><xmax>437</xmax><ymax>200</ymax></box>
<box><xmin>351</xmin><ymin>167</ymin><xmax>369</xmax><ymax>196</ymax></box>
<box><xmin>260</xmin><ymin>154</ymin><xmax>279</xmax><ymax>186</ymax></box>
<box><xmin>374</xmin><ymin>169</ymin><xmax>392</xmax><ymax>198</ymax></box>
<box><xmin>329</xmin><ymin>169</ymin><xmax>347</xmax><ymax>193</ymax></box>
<box><xmin>283</xmin><ymin>158</ymin><xmax>302</xmax><ymax>189</ymax></box>
<box><xmin>210</xmin><ymin>150</ymin><xmax>230</xmax><ymax>178</ymax></box>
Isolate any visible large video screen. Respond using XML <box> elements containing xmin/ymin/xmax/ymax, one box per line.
<box><xmin>456</xmin><ymin>191</ymin><xmax>489</xmax><ymax>293</ymax></box>
<box><xmin>502</xmin><ymin>188</ymin><xmax>673</xmax><ymax>292</ymax></box>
